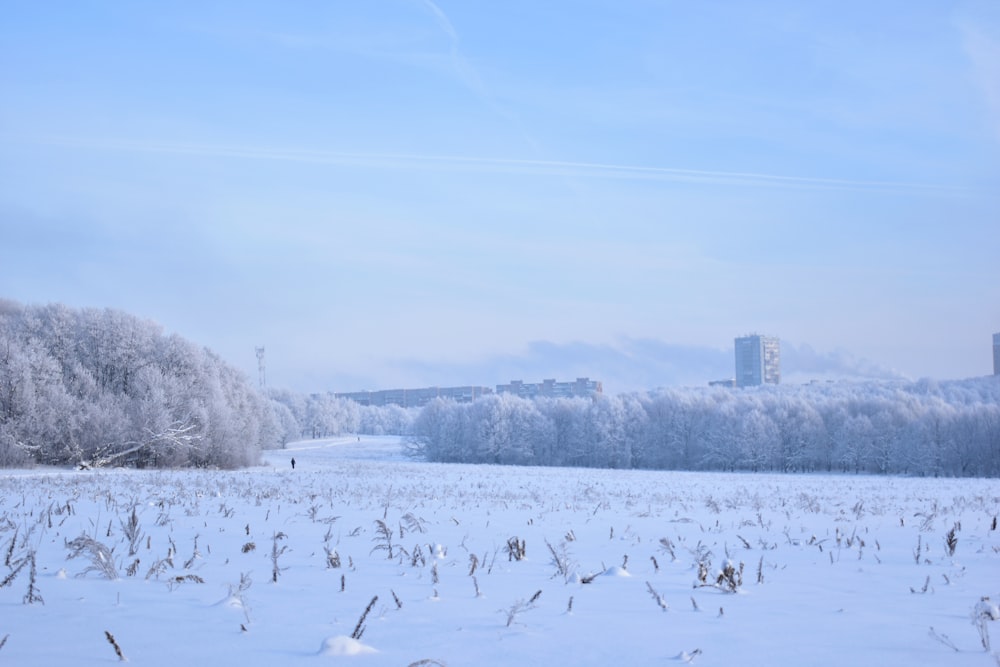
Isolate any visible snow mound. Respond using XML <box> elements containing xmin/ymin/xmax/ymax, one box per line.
<box><xmin>601</xmin><ymin>565</ymin><xmax>631</xmax><ymax>578</ymax></box>
<box><xmin>318</xmin><ymin>636</ymin><xmax>378</xmax><ymax>656</ymax></box>
<box><xmin>215</xmin><ymin>595</ymin><xmax>244</xmax><ymax>609</ymax></box>
<box><xmin>975</xmin><ymin>597</ymin><xmax>1000</xmax><ymax>621</ymax></box>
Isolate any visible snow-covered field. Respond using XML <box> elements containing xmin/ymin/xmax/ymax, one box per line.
<box><xmin>1</xmin><ymin>436</ymin><xmax>998</xmax><ymax>666</ymax></box>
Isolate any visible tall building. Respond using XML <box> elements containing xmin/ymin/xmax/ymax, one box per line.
<box><xmin>734</xmin><ymin>335</ymin><xmax>780</xmax><ymax>387</ymax></box>
<box><xmin>994</xmin><ymin>333</ymin><xmax>1000</xmax><ymax>376</ymax></box>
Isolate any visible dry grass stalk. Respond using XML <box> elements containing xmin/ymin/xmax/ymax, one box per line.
<box><xmin>945</xmin><ymin>524</ymin><xmax>958</xmax><ymax>557</ymax></box>
<box><xmin>401</xmin><ymin>512</ymin><xmax>426</xmax><ymax>534</ymax></box>
<box><xmin>410</xmin><ymin>544</ymin><xmax>426</xmax><ymax>567</ymax></box>
<box><xmin>371</xmin><ymin>520</ymin><xmax>395</xmax><ymax>559</ymax></box>
<box><xmin>646</xmin><ymin>581</ymin><xmax>668</xmax><ymax>611</ymax></box>
<box><xmin>910</xmin><ymin>575</ymin><xmax>931</xmax><ymax>594</ymax></box>
<box><xmin>973</xmin><ymin>596</ymin><xmax>998</xmax><ymax>651</ymax></box>
<box><xmin>120</xmin><ymin>506</ymin><xmax>143</xmax><ymax>557</ymax></box>
<box><xmin>4</xmin><ymin>528</ymin><xmax>17</xmax><ymax>567</ymax></box>
<box><xmin>104</xmin><ymin>630</ymin><xmax>126</xmax><ymax>661</ymax></box>
<box><xmin>0</xmin><ymin>557</ymin><xmax>27</xmax><ymax>588</ymax></box>
<box><xmin>182</xmin><ymin>534</ymin><xmax>201</xmax><ymax>569</ymax></box>
<box><xmin>271</xmin><ymin>532</ymin><xmax>287</xmax><ymax>583</ymax></box>
<box><xmin>66</xmin><ymin>534</ymin><xmax>118</xmax><ymax>580</ymax></box>
<box><xmin>505</xmin><ymin>537</ymin><xmax>526</xmax><ymax>561</ymax></box>
<box><xmin>503</xmin><ymin>590</ymin><xmax>542</xmax><ymax>627</ymax></box>
<box><xmin>351</xmin><ymin>595</ymin><xmax>378</xmax><ymax>640</ymax></box>
<box><xmin>696</xmin><ymin>560</ymin><xmax>743</xmax><ymax>593</ymax></box>
<box><xmin>23</xmin><ymin>551</ymin><xmax>43</xmax><ymax>605</ymax></box>
<box><xmin>659</xmin><ymin>537</ymin><xmax>677</xmax><ymax>562</ymax></box>
<box><xmin>144</xmin><ymin>554</ymin><xmax>173</xmax><ymax>580</ymax></box>
<box><xmin>928</xmin><ymin>626</ymin><xmax>959</xmax><ymax>652</ymax></box>
<box><xmin>545</xmin><ymin>540</ymin><xmax>572</xmax><ymax>581</ymax></box>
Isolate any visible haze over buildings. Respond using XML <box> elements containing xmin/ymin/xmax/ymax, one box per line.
<box><xmin>336</xmin><ymin>377</ymin><xmax>602</xmax><ymax>408</ymax></box>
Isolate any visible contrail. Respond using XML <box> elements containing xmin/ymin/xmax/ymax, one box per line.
<box><xmin>420</xmin><ymin>0</ymin><xmax>459</xmax><ymax>43</ymax></box>
<box><xmin>416</xmin><ymin>0</ymin><xmax>494</xmax><ymax>111</ymax></box>
<box><xmin>24</xmin><ymin>135</ymin><xmax>976</xmax><ymax>194</ymax></box>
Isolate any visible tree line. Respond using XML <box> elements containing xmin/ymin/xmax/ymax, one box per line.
<box><xmin>0</xmin><ymin>301</ymin><xmax>288</xmax><ymax>468</ymax></box>
<box><xmin>3</xmin><ymin>300</ymin><xmax>998</xmax><ymax>476</ymax></box>
<box><xmin>0</xmin><ymin>301</ymin><xmax>415</xmax><ymax>469</ymax></box>
<box><xmin>265</xmin><ymin>386</ymin><xmax>415</xmax><ymax>440</ymax></box>
<box><xmin>407</xmin><ymin>378</ymin><xmax>1000</xmax><ymax>477</ymax></box>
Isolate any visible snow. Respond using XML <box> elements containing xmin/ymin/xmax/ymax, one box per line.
<box><xmin>1</xmin><ymin>435</ymin><xmax>998</xmax><ymax>665</ymax></box>
<box><xmin>318</xmin><ymin>636</ymin><xmax>378</xmax><ymax>656</ymax></box>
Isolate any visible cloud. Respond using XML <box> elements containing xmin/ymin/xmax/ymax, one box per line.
<box><xmin>18</xmin><ymin>136</ymin><xmax>976</xmax><ymax>195</ymax></box>
<box><xmin>959</xmin><ymin>17</ymin><xmax>1000</xmax><ymax>140</ymax></box>
<box><xmin>419</xmin><ymin>0</ymin><xmax>459</xmax><ymax>43</ymax></box>
<box><xmin>779</xmin><ymin>342</ymin><xmax>906</xmax><ymax>383</ymax></box>
<box><xmin>416</xmin><ymin>0</ymin><xmax>494</xmax><ymax>103</ymax></box>
<box><xmin>388</xmin><ymin>337</ymin><xmax>904</xmax><ymax>394</ymax></box>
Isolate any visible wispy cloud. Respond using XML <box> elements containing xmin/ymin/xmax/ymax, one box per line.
<box><xmin>419</xmin><ymin>0</ymin><xmax>458</xmax><ymax>43</ymax></box>
<box><xmin>18</xmin><ymin>135</ymin><xmax>980</xmax><ymax>195</ymax></box>
<box><xmin>415</xmin><ymin>0</ymin><xmax>504</xmax><ymax>116</ymax></box>
<box><xmin>958</xmin><ymin>18</ymin><xmax>1000</xmax><ymax>141</ymax></box>
<box><xmin>401</xmin><ymin>0</ymin><xmax>487</xmax><ymax>101</ymax></box>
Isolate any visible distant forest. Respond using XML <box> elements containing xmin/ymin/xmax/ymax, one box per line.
<box><xmin>408</xmin><ymin>378</ymin><xmax>1000</xmax><ymax>476</ymax></box>
<box><xmin>2</xmin><ymin>301</ymin><xmax>998</xmax><ymax>476</ymax></box>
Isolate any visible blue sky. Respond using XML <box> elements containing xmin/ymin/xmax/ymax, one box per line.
<box><xmin>2</xmin><ymin>1</ymin><xmax>999</xmax><ymax>393</ymax></box>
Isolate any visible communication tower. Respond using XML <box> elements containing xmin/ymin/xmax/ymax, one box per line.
<box><xmin>255</xmin><ymin>346</ymin><xmax>266</xmax><ymax>389</ymax></box>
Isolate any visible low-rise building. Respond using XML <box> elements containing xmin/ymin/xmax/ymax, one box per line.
<box><xmin>335</xmin><ymin>385</ymin><xmax>493</xmax><ymax>408</ymax></box>
<box><xmin>496</xmin><ymin>377</ymin><xmax>603</xmax><ymax>399</ymax></box>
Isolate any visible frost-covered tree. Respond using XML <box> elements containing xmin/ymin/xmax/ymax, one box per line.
<box><xmin>407</xmin><ymin>397</ymin><xmax>462</xmax><ymax>461</ymax></box>
<box><xmin>400</xmin><ymin>375</ymin><xmax>1000</xmax><ymax>477</ymax></box>
<box><xmin>358</xmin><ymin>403</ymin><xmax>415</xmax><ymax>436</ymax></box>
<box><xmin>536</xmin><ymin>396</ymin><xmax>589</xmax><ymax>467</ymax></box>
<box><xmin>586</xmin><ymin>395</ymin><xmax>630</xmax><ymax>469</ymax></box>
<box><xmin>0</xmin><ymin>301</ymin><xmax>284</xmax><ymax>469</ymax></box>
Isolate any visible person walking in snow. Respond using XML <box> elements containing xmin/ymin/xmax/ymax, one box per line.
<box><xmin>291</xmin><ymin>457</ymin><xmax>296</xmax><ymax>470</ymax></box>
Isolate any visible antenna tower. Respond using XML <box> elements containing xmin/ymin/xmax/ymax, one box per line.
<box><xmin>255</xmin><ymin>346</ymin><xmax>266</xmax><ymax>389</ymax></box>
